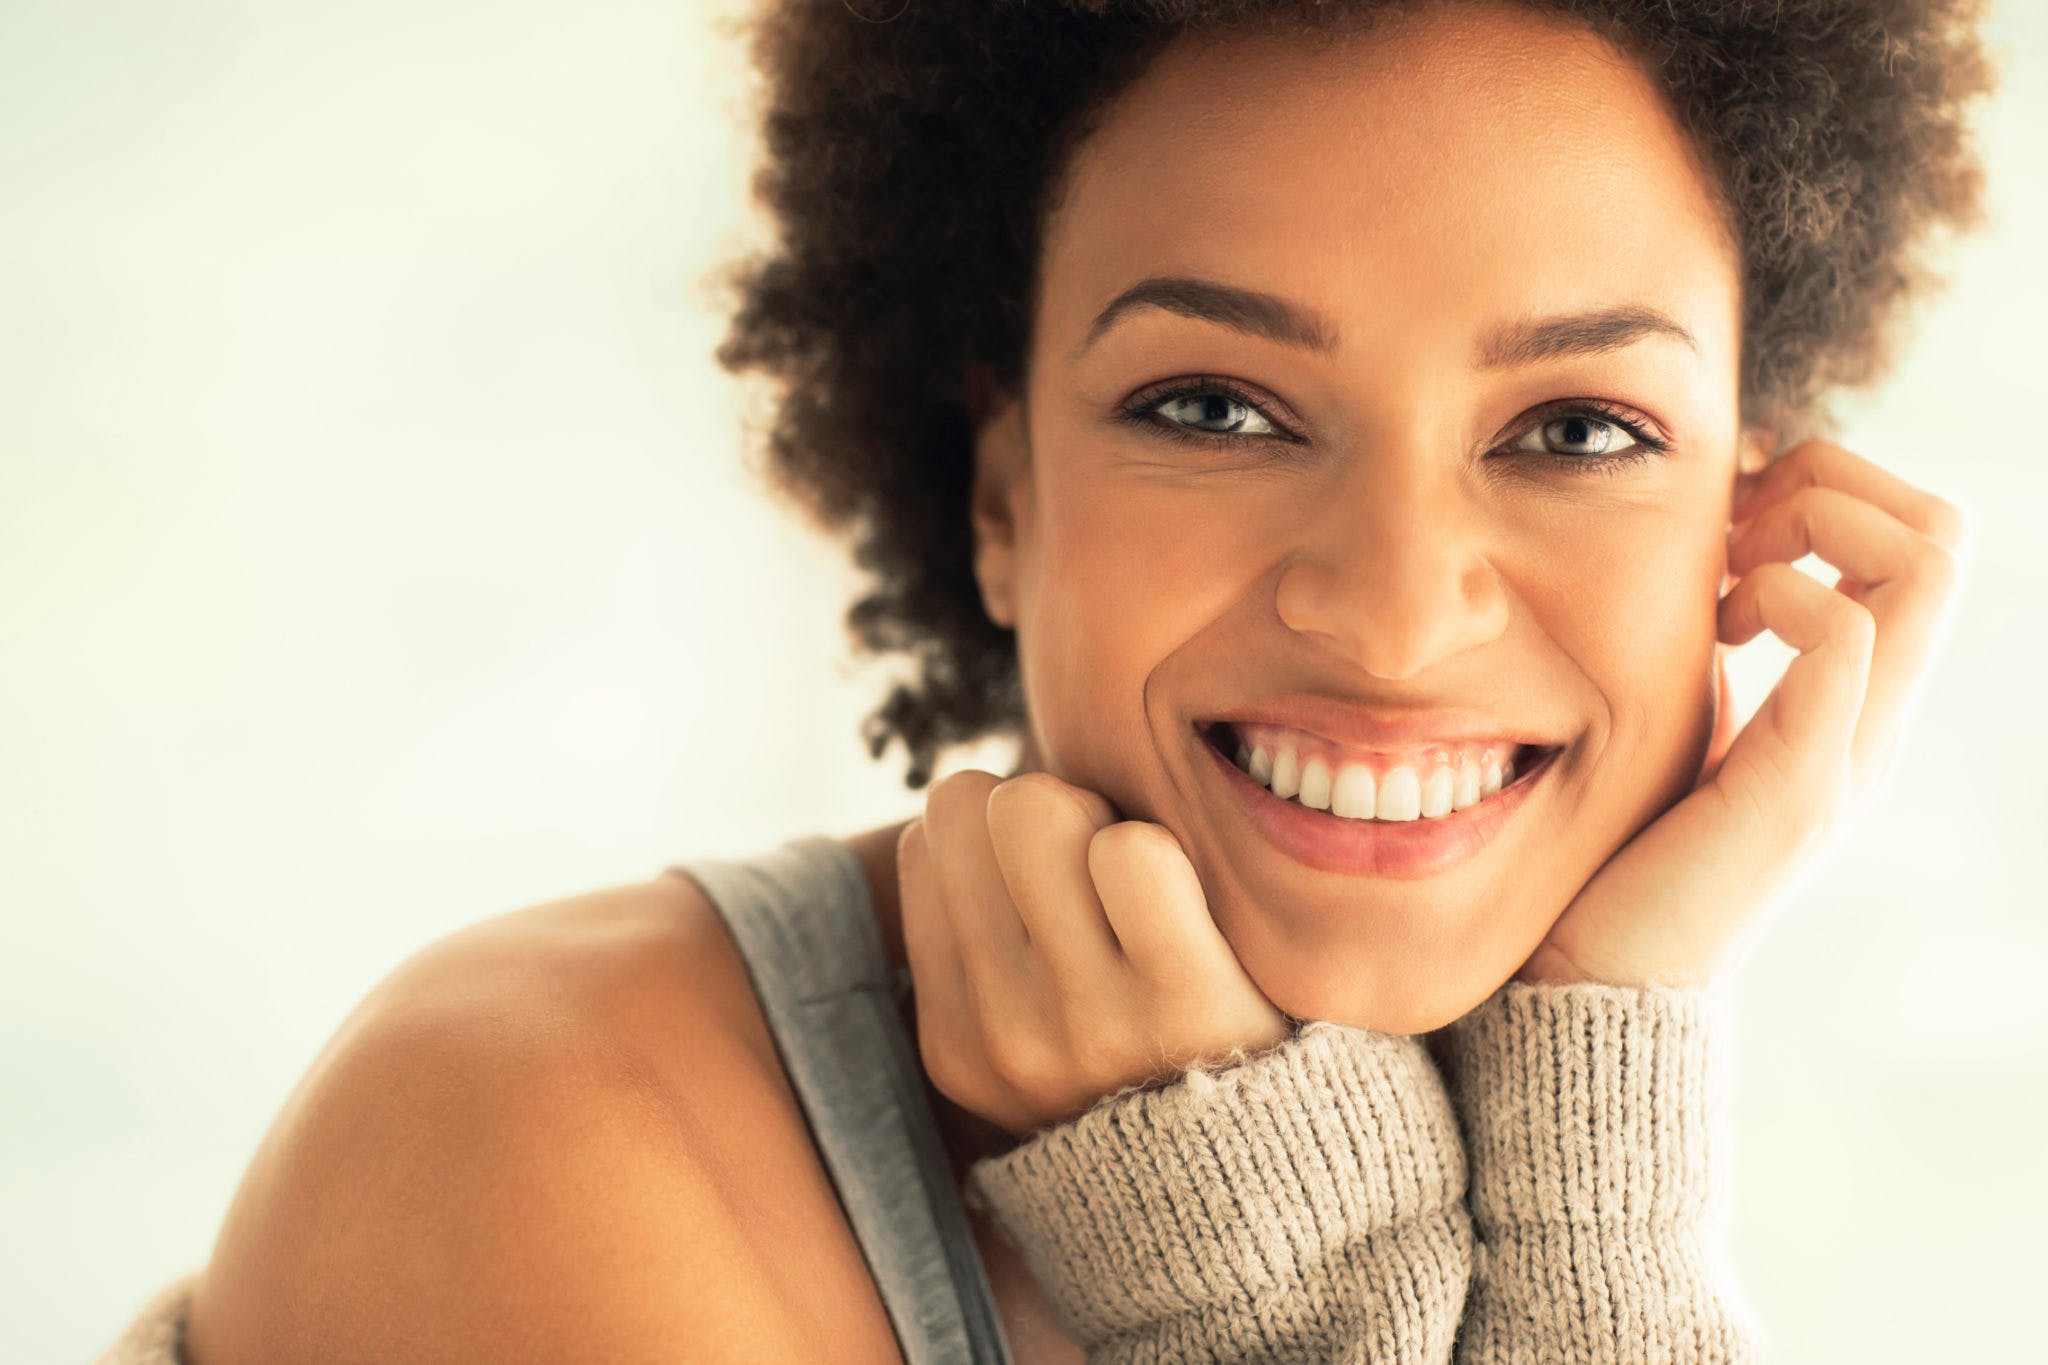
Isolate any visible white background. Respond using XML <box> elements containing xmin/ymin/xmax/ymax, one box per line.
<box><xmin>4</xmin><ymin>1</ymin><xmax>2044</xmax><ymax>1359</ymax></box>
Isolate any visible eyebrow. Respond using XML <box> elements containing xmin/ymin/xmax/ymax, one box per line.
<box><xmin>1073</xmin><ymin>274</ymin><xmax>1699</xmax><ymax>368</ymax></box>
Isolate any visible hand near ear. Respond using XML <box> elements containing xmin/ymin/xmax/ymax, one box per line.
<box><xmin>1516</xmin><ymin>439</ymin><xmax>1968</xmax><ymax>990</ymax></box>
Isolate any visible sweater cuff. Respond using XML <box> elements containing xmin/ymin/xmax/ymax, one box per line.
<box><xmin>1433</xmin><ymin>981</ymin><xmax>1727</xmax><ymax>1232</ymax></box>
<box><xmin>964</xmin><ymin>1022</ymin><xmax>1471</xmax><ymax>1359</ymax></box>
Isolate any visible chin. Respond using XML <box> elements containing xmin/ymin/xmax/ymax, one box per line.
<box><xmin>1262</xmin><ymin>959</ymin><xmax>1510</xmax><ymax>1037</ymax></box>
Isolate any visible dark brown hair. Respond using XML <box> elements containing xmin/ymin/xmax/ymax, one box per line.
<box><xmin>712</xmin><ymin>0</ymin><xmax>1997</xmax><ymax>789</ymax></box>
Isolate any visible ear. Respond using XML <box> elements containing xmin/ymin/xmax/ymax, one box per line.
<box><xmin>966</xmin><ymin>364</ymin><xmax>1030</xmax><ymax>631</ymax></box>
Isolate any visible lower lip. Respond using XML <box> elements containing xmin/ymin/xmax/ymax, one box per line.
<box><xmin>1196</xmin><ymin>725</ymin><xmax>1560</xmax><ymax>880</ymax></box>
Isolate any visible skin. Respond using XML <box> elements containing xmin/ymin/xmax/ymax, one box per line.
<box><xmin>958</xmin><ymin>1</ymin><xmax>1771</xmax><ymax>1037</ymax></box>
<box><xmin>901</xmin><ymin>0</ymin><xmax>1964</xmax><ymax>1144</ymax></box>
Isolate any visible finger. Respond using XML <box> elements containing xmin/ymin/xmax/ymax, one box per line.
<box><xmin>1716</xmin><ymin>561</ymin><xmax>1874</xmax><ymax>798</ymax></box>
<box><xmin>1731</xmin><ymin>438</ymin><xmax>1969</xmax><ymax>552</ymax></box>
<box><xmin>895</xmin><ymin>818</ymin><xmax>970</xmax><ymax>1054</ymax></box>
<box><xmin>1087</xmin><ymin>822</ymin><xmax>1244</xmax><ymax>994</ymax></box>
<box><xmin>984</xmin><ymin>773</ymin><xmax>1125</xmax><ymax>984</ymax></box>
<box><xmin>1727</xmin><ymin>484</ymin><xmax>1949</xmax><ymax>591</ymax></box>
<box><xmin>921</xmin><ymin>769</ymin><xmax>1030</xmax><ymax>979</ymax></box>
<box><xmin>1726</xmin><ymin>484</ymin><xmax>1962</xmax><ymax>788</ymax></box>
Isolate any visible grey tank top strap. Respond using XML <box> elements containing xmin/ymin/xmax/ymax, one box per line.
<box><xmin>666</xmin><ymin>834</ymin><xmax>1014</xmax><ymax>1365</ymax></box>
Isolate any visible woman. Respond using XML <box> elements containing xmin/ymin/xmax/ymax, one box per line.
<box><xmin>102</xmin><ymin>0</ymin><xmax>1994</xmax><ymax>1360</ymax></box>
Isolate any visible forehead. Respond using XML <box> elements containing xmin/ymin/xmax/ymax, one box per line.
<box><xmin>1038</xmin><ymin>2</ymin><xmax>1738</xmax><ymax>366</ymax></box>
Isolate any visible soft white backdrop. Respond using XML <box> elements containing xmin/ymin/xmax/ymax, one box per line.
<box><xmin>3</xmin><ymin>2</ymin><xmax>2043</xmax><ymax>1359</ymax></box>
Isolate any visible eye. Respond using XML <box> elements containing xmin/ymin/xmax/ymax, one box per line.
<box><xmin>1118</xmin><ymin>382</ymin><xmax>1670</xmax><ymax>476</ymax></box>
<box><xmin>1150</xmin><ymin>389</ymin><xmax>1278</xmax><ymax>437</ymax></box>
<box><xmin>1120</xmin><ymin>377</ymin><xmax>1296</xmax><ymax>447</ymax></box>
<box><xmin>1498</xmin><ymin>399</ymin><xmax>1673</xmax><ymax>473</ymax></box>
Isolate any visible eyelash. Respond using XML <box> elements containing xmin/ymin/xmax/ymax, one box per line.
<box><xmin>1117</xmin><ymin>377</ymin><xmax>1675</xmax><ymax>475</ymax></box>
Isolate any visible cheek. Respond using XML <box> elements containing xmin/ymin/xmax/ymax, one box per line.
<box><xmin>1019</xmin><ymin>473</ymin><xmax>1260</xmax><ymax>774</ymax></box>
<box><xmin>1519</xmin><ymin>505</ymin><xmax>1723</xmax><ymax>762</ymax></box>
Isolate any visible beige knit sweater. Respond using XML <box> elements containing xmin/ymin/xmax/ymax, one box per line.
<box><xmin>94</xmin><ymin>982</ymin><xmax>1760</xmax><ymax>1362</ymax></box>
<box><xmin>965</xmin><ymin>982</ymin><xmax>1762</xmax><ymax>1362</ymax></box>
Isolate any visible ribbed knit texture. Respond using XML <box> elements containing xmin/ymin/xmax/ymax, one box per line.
<box><xmin>965</xmin><ymin>1023</ymin><xmax>1475</xmax><ymax>1363</ymax></box>
<box><xmin>967</xmin><ymin>982</ymin><xmax>1763</xmax><ymax>1364</ymax></box>
<box><xmin>1435</xmin><ymin>982</ymin><xmax>1761</xmax><ymax>1363</ymax></box>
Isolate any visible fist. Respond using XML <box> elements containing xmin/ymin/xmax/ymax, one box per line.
<box><xmin>897</xmin><ymin>769</ymin><xmax>1292</xmax><ymax>1137</ymax></box>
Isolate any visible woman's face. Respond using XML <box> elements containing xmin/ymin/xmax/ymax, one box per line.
<box><xmin>969</xmin><ymin>0</ymin><xmax>1768</xmax><ymax>1033</ymax></box>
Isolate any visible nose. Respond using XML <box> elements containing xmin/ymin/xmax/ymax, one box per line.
<box><xmin>1272</xmin><ymin>469</ymin><xmax>1510</xmax><ymax>680</ymax></box>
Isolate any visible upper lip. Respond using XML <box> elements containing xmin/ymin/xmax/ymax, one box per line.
<box><xmin>1201</xmin><ymin>694</ymin><xmax>1560</xmax><ymax>755</ymax></box>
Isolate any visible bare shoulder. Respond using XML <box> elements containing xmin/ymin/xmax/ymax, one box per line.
<box><xmin>184</xmin><ymin>868</ymin><xmax>902</xmax><ymax>1365</ymax></box>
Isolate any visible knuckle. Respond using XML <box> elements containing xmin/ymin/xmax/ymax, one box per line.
<box><xmin>1746</xmin><ymin>560</ymin><xmax>1798</xmax><ymax>592</ymax></box>
<box><xmin>1089</xmin><ymin>819</ymin><xmax>1178</xmax><ymax>864</ymax></box>
<box><xmin>921</xmin><ymin>1045</ymin><xmax>984</xmax><ymax>1112</ymax></box>
<box><xmin>1786</xmin><ymin>483</ymin><xmax>1838</xmax><ymax>531</ymax></box>
<box><xmin>1924</xmin><ymin>496</ymin><xmax>1969</xmax><ymax>551</ymax></box>
<box><xmin>1768</xmin><ymin>437</ymin><xmax>1823</xmax><ymax>479</ymax></box>
<box><xmin>1833</xmin><ymin>595</ymin><xmax>1878</xmax><ymax>648</ymax></box>
<box><xmin>1916</xmin><ymin>539</ymin><xmax>1961</xmax><ymax>594</ymax></box>
<box><xmin>1747</xmin><ymin>485</ymin><xmax>1820</xmax><ymax>546</ymax></box>
<box><xmin>1086</xmin><ymin>823</ymin><xmax>1140</xmax><ymax>880</ymax></box>
<box><xmin>987</xmin><ymin>770</ymin><xmax>1102</xmax><ymax>827</ymax></box>
<box><xmin>983</xmin><ymin>1031</ymin><xmax>1060</xmax><ymax>1101</ymax></box>
<box><xmin>994</xmin><ymin>770</ymin><xmax>1070</xmax><ymax>802</ymax></box>
<box><xmin>926</xmin><ymin>767</ymin><xmax>1000</xmax><ymax>823</ymax></box>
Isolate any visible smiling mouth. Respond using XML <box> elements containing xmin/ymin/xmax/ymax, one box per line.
<box><xmin>1197</xmin><ymin>719</ymin><xmax>1562</xmax><ymax>822</ymax></box>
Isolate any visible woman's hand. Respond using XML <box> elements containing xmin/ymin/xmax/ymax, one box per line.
<box><xmin>897</xmin><ymin>769</ymin><xmax>1292</xmax><ymax>1137</ymax></box>
<box><xmin>1517</xmin><ymin>437</ymin><xmax>1970</xmax><ymax>991</ymax></box>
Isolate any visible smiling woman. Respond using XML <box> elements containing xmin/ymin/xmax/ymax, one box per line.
<box><xmin>955</xmin><ymin>3</ymin><xmax>1782</xmax><ymax>1034</ymax></box>
<box><xmin>101</xmin><ymin>1</ymin><xmax>2000</xmax><ymax>1362</ymax></box>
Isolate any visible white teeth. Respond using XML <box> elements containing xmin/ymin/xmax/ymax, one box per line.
<box><xmin>1270</xmin><ymin>746</ymin><xmax>1301</xmax><ymax>800</ymax></box>
<box><xmin>1480</xmin><ymin>756</ymin><xmax>1502</xmax><ymax>797</ymax></box>
<box><xmin>1330</xmin><ymin>763</ymin><xmax>1376</xmax><ymax>819</ymax></box>
<box><xmin>1225</xmin><ymin>725</ymin><xmax>1544</xmax><ymax>822</ymax></box>
<box><xmin>1375</xmin><ymin>766</ymin><xmax>1422</xmax><ymax>821</ymax></box>
<box><xmin>1297</xmin><ymin>755</ymin><xmax>1332</xmax><ymax>811</ymax></box>
<box><xmin>1420</xmin><ymin>766</ymin><xmax>1454</xmax><ymax>818</ymax></box>
<box><xmin>1453</xmin><ymin>761</ymin><xmax>1482</xmax><ymax>811</ymax></box>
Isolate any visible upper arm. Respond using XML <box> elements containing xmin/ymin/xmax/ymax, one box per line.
<box><xmin>184</xmin><ymin>878</ymin><xmax>903</xmax><ymax>1365</ymax></box>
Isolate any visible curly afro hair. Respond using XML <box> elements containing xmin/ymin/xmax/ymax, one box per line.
<box><xmin>711</xmin><ymin>0</ymin><xmax>1998</xmax><ymax>791</ymax></box>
